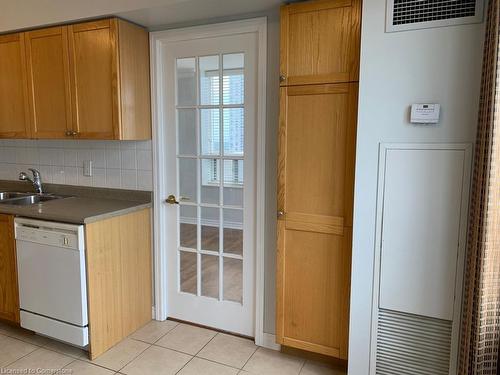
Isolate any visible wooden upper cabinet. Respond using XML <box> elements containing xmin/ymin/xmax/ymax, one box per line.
<box><xmin>25</xmin><ymin>26</ymin><xmax>73</xmax><ymax>139</ymax></box>
<box><xmin>67</xmin><ymin>19</ymin><xmax>151</xmax><ymax>140</ymax></box>
<box><xmin>0</xmin><ymin>215</ymin><xmax>20</xmax><ymax>324</ymax></box>
<box><xmin>0</xmin><ymin>18</ymin><xmax>151</xmax><ymax>140</ymax></box>
<box><xmin>68</xmin><ymin>19</ymin><xmax>118</xmax><ymax>139</ymax></box>
<box><xmin>280</xmin><ymin>0</ymin><xmax>361</xmax><ymax>86</ymax></box>
<box><xmin>0</xmin><ymin>34</ymin><xmax>30</xmax><ymax>138</ymax></box>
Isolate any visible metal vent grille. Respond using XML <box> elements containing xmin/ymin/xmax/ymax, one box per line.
<box><xmin>386</xmin><ymin>0</ymin><xmax>483</xmax><ymax>32</ymax></box>
<box><xmin>376</xmin><ymin>309</ymin><xmax>453</xmax><ymax>375</ymax></box>
<box><xmin>393</xmin><ymin>0</ymin><xmax>476</xmax><ymax>25</ymax></box>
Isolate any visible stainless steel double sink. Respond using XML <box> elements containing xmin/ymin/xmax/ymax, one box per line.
<box><xmin>0</xmin><ymin>192</ymin><xmax>67</xmax><ymax>206</ymax></box>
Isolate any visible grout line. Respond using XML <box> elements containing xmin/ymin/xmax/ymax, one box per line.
<box><xmin>2</xmin><ymin>346</ymin><xmax>42</xmax><ymax>369</ymax></box>
<box><xmin>115</xmin><ymin>341</ymin><xmax>153</xmax><ymax>373</ymax></box>
<box><xmin>239</xmin><ymin>345</ymin><xmax>259</xmax><ymax>371</ymax></box>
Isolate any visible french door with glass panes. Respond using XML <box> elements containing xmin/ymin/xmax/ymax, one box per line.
<box><xmin>162</xmin><ymin>33</ymin><xmax>257</xmax><ymax>336</ymax></box>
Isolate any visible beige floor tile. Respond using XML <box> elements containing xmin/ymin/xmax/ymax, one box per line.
<box><xmin>197</xmin><ymin>333</ymin><xmax>257</xmax><ymax>368</ymax></box>
<box><xmin>0</xmin><ymin>335</ymin><xmax>39</xmax><ymax>367</ymax></box>
<box><xmin>88</xmin><ymin>338</ymin><xmax>150</xmax><ymax>371</ymax></box>
<box><xmin>129</xmin><ymin>319</ymin><xmax>178</xmax><ymax>344</ymax></box>
<box><xmin>6</xmin><ymin>347</ymin><xmax>74</xmax><ymax>371</ymax></box>
<box><xmin>155</xmin><ymin>323</ymin><xmax>216</xmax><ymax>355</ymax></box>
<box><xmin>300</xmin><ymin>361</ymin><xmax>347</xmax><ymax>375</ymax></box>
<box><xmin>121</xmin><ymin>345</ymin><xmax>191</xmax><ymax>375</ymax></box>
<box><xmin>44</xmin><ymin>339</ymin><xmax>88</xmax><ymax>359</ymax></box>
<box><xmin>64</xmin><ymin>359</ymin><xmax>115</xmax><ymax>375</ymax></box>
<box><xmin>243</xmin><ymin>348</ymin><xmax>305</xmax><ymax>375</ymax></box>
<box><xmin>3</xmin><ymin>325</ymin><xmax>50</xmax><ymax>346</ymax></box>
<box><xmin>178</xmin><ymin>357</ymin><xmax>239</xmax><ymax>375</ymax></box>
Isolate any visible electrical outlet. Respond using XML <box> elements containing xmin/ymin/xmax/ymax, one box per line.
<box><xmin>83</xmin><ymin>160</ymin><xmax>93</xmax><ymax>177</ymax></box>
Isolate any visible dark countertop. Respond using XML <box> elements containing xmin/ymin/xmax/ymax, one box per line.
<box><xmin>0</xmin><ymin>181</ymin><xmax>152</xmax><ymax>225</ymax></box>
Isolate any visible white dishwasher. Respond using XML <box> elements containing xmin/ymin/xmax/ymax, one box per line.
<box><xmin>15</xmin><ymin>218</ymin><xmax>89</xmax><ymax>347</ymax></box>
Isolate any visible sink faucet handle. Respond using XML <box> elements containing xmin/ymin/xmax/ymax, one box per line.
<box><xmin>19</xmin><ymin>172</ymin><xmax>31</xmax><ymax>181</ymax></box>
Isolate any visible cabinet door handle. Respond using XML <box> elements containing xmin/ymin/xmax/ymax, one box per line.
<box><xmin>279</xmin><ymin>74</ymin><xmax>286</xmax><ymax>83</ymax></box>
<box><xmin>65</xmin><ymin>130</ymin><xmax>73</xmax><ymax>136</ymax></box>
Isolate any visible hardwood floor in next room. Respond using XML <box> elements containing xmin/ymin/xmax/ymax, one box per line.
<box><xmin>180</xmin><ymin>223</ymin><xmax>243</xmax><ymax>302</ymax></box>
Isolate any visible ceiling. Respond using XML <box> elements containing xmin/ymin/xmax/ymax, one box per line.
<box><xmin>0</xmin><ymin>0</ymin><xmax>283</xmax><ymax>33</ymax></box>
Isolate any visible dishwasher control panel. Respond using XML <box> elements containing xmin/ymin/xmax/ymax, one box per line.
<box><xmin>15</xmin><ymin>218</ymin><xmax>83</xmax><ymax>251</ymax></box>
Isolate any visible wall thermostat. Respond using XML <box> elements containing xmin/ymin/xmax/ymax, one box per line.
<box><xmin>410</xmin><ymin>104</ymin><xmax>440</xmax><ymax>124</ymax></box>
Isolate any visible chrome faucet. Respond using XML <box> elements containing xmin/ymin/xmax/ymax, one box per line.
<box><xmin>19</xmin><ymin>168</ymin><xmax>43</xmax><ymax>194</ymax></box>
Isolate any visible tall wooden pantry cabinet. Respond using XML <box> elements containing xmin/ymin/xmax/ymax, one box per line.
<box><xmin>276</xmin><ymin>0</ymin><xmax>361</xmax><ymax>360</ymax></box>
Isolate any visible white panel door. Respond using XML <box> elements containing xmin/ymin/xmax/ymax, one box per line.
<box><xmin>161</xmin><ymin>32</ymin><xmax>257</xmax><ymax>336</ymax></box>
<box><xmin>379</xmin><ymin>148</ymin><xmax>468</xmax><ymax>320</ymax></box>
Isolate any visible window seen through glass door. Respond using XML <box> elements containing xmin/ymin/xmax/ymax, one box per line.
<box><xmin>176</xmin><ymin>52</ymin><xmax>245</xmax><ymax>303</ymax></box>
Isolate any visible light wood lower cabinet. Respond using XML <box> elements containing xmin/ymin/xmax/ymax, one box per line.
<box><xmin>85</xmin><ymin>208</ymin><xmax>152</xmax><ymax>359</ymax></box>
<box><xmin>0</xmin><ymin>215</ymin><xmax>20</xmax><ymax>324</ymax></box>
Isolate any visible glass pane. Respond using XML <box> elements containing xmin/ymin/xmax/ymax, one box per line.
<box><xmin>223</xmin><ymin>159</ymin><xmax>243</xmax><ymax>185</ymax></box>
<box><xmin>201</xmin><ymin>159</ymin><xmax>220</xmax><ymax>204</ymax></box>
<box><xmin>223</xmin><ymin>53</ymin><xmax>244</xmax><ymax>105</ymax></box>
<box><xmin>223</xmin><ymin>257</ymin><xmax>242</xmax><ymax>303</ymax></box>
<box><xmin>223</xmin><ymin>209</ymin><xmax>243</xmax><ymax>256</ymax></box>
<box><xmin>201</xmin><ymin>109</ymin><xmax>220</xmax><ymax>155</ymax></box>
<box><xmin>223</xmin><ymin>186</ymin><xmax>243</xmax><ymax>207</ymax></box>
<box><xmin>180</xmin><ymin>205</ymin><xmax>197</xmax><ymax>249</ymax></box>
<box><xmin>176</xmin><ymin>58</ymin><xmax>196</xmax><ymax>106</ymax></box>
<box><xmin>199</xmin><ymin>55</ymin><xmax>219</xmax><ymax>105</ymax></box>
<box><xmin>178</xmin><ymin>109</ymin><xmax>197</xmax><ymax>155</ymax></box>
<box><xmin>201</xmin><ymin>255</ymin><xmax>219</xmax><ymax>299</ymax></box>
<box><xmin>223</xmin><ymin>108</ymin><xmax>244</xmax><ymax>156</ymax></box>
<box><xmin>179</xmin><ymin>158</ymin><xmax>197</xmax><ymax>203</ymax></box>
<box><xmin>201</xmin><ymin>207</ymin><xmax>219</xmax><ymax>252</ymax></box>
<box><xmin>180</xmin><ymin>251</ymin><xmax>197</xmax><ymax>295</ymax></box>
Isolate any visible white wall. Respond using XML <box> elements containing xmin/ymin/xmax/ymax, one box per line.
<box><xmin>349</xmin><ymin>1</ymin><xmax>485</xmax><ymax>374</ymax></box>
<box><xmin>0</xmin><ymin>140</ymin><xmax>153</xmax><ymax>190</ymax></box>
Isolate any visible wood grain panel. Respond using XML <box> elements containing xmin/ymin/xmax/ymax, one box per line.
<box><xmin>68</xmin><ymin>19</ymin><xmax>118</xmax><ymax>139</ymax></box>
<box><xmin>25</xmin><ymin>26</ymin><xmax>72</xmax><ymax>139</ymax></box>
<box><xmin>119</xmin><ymin>209</ymin><xmax>152</xmax><ymax>336</ymax></box>
<box><xmin>0</xmin><ymin>33</ymin><xmax>30</xmax><ymax>138</ymax></box>
<box><xmin>85</xmin><ymin>208</ymin><xmax>152</xmax><ymax>359</ymax></box>
<box><xmin>280</xmin><ymin>0</ymin><xmax>361</xmax><ymax>86</ymax></box>
<box><xmin>0</xmin><ymin>215</ymin><xmax>19</xmax><ymax>324</ymax></box>
<box><xmin>117</xmin><ymin>19</ymin><xmax>151</xmax><ymax>140</ymax></box>
<box><xmin>277</xmin><ymin>82</ymin><xmax>358</xmax><ymax>359</ymax></box>
<box><xmin>283</xmin><ymin>83</ymin><xmax>357</xmax><ymax>221</ymax></box>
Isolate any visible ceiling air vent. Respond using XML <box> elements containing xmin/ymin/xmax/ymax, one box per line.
<box><xmin>386</xmin><ymin>0</ymin><xmax>484</xmax><ymax>32</ymax></box>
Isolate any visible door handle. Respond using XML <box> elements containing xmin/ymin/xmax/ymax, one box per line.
<box><xmin>277</xmin><ymin>210</ymin><xmax>285</xmax><ymax>219</ymax></box>
<box><xmin>165</xmin><ymin>194</ymin><xmax>179</xmax><ymax>205</ymax></box>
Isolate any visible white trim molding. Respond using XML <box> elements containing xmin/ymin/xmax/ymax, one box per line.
<box><xmin>150</xmin><ymin>17</ymin><xmax>268</xmax><ymax>345</ymax></box>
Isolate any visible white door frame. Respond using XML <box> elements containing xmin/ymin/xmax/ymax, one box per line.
<box><xmin>150</xmin><ymin>17</ymin><xmax>267</xmax><ymax>345</ymax></box>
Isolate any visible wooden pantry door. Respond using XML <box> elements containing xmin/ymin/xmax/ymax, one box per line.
<box><xmin>276</xmin><ymin>83</ymin><xmax>358</xmax><ymax>359</ymax></box>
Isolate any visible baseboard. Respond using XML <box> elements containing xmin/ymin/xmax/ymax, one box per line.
<box><xmin>260</xmin><ymin>333</ymin><xmax>281</xmax><ymax>351</ymax></box>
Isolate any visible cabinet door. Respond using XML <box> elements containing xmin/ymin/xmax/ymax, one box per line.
<box><xmin>0</xmin><ymin>34</ymin><xmax>30</xmax><ymax>138</ymax></box>
<box><xmin>276</xmin><ymin>83</ymin><xmax>357</xmax><ymax>359</ymax></box>
<box><xmin>0</xmin><ymin>215</ymin><xmax>19</xmax><ymax>324</ymax></box>
<box><xmin>68</xmin><ymin>19</ymin><xmax>119</xmax><ymax>139</ymax></box>
<box><xmin>25</xmin><ymin>26</ymin><xmax>73</xmax><ymax>139</ymax></box>
<box><xmin>280</xmin><ymin>0</ymin><xmax>361</xmax><ymax>86</ymax></box>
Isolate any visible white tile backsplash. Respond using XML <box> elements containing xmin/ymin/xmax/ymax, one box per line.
<box><xmin>0</xmin><ymin>140</ymin><xmax>153</xmax><ymax>191</ymax></box>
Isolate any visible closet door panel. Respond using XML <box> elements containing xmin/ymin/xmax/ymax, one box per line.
<box><xmin>280</xmin><ymin>0</ymin><xmax>361</xmax><ymax>86</ymax></box>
